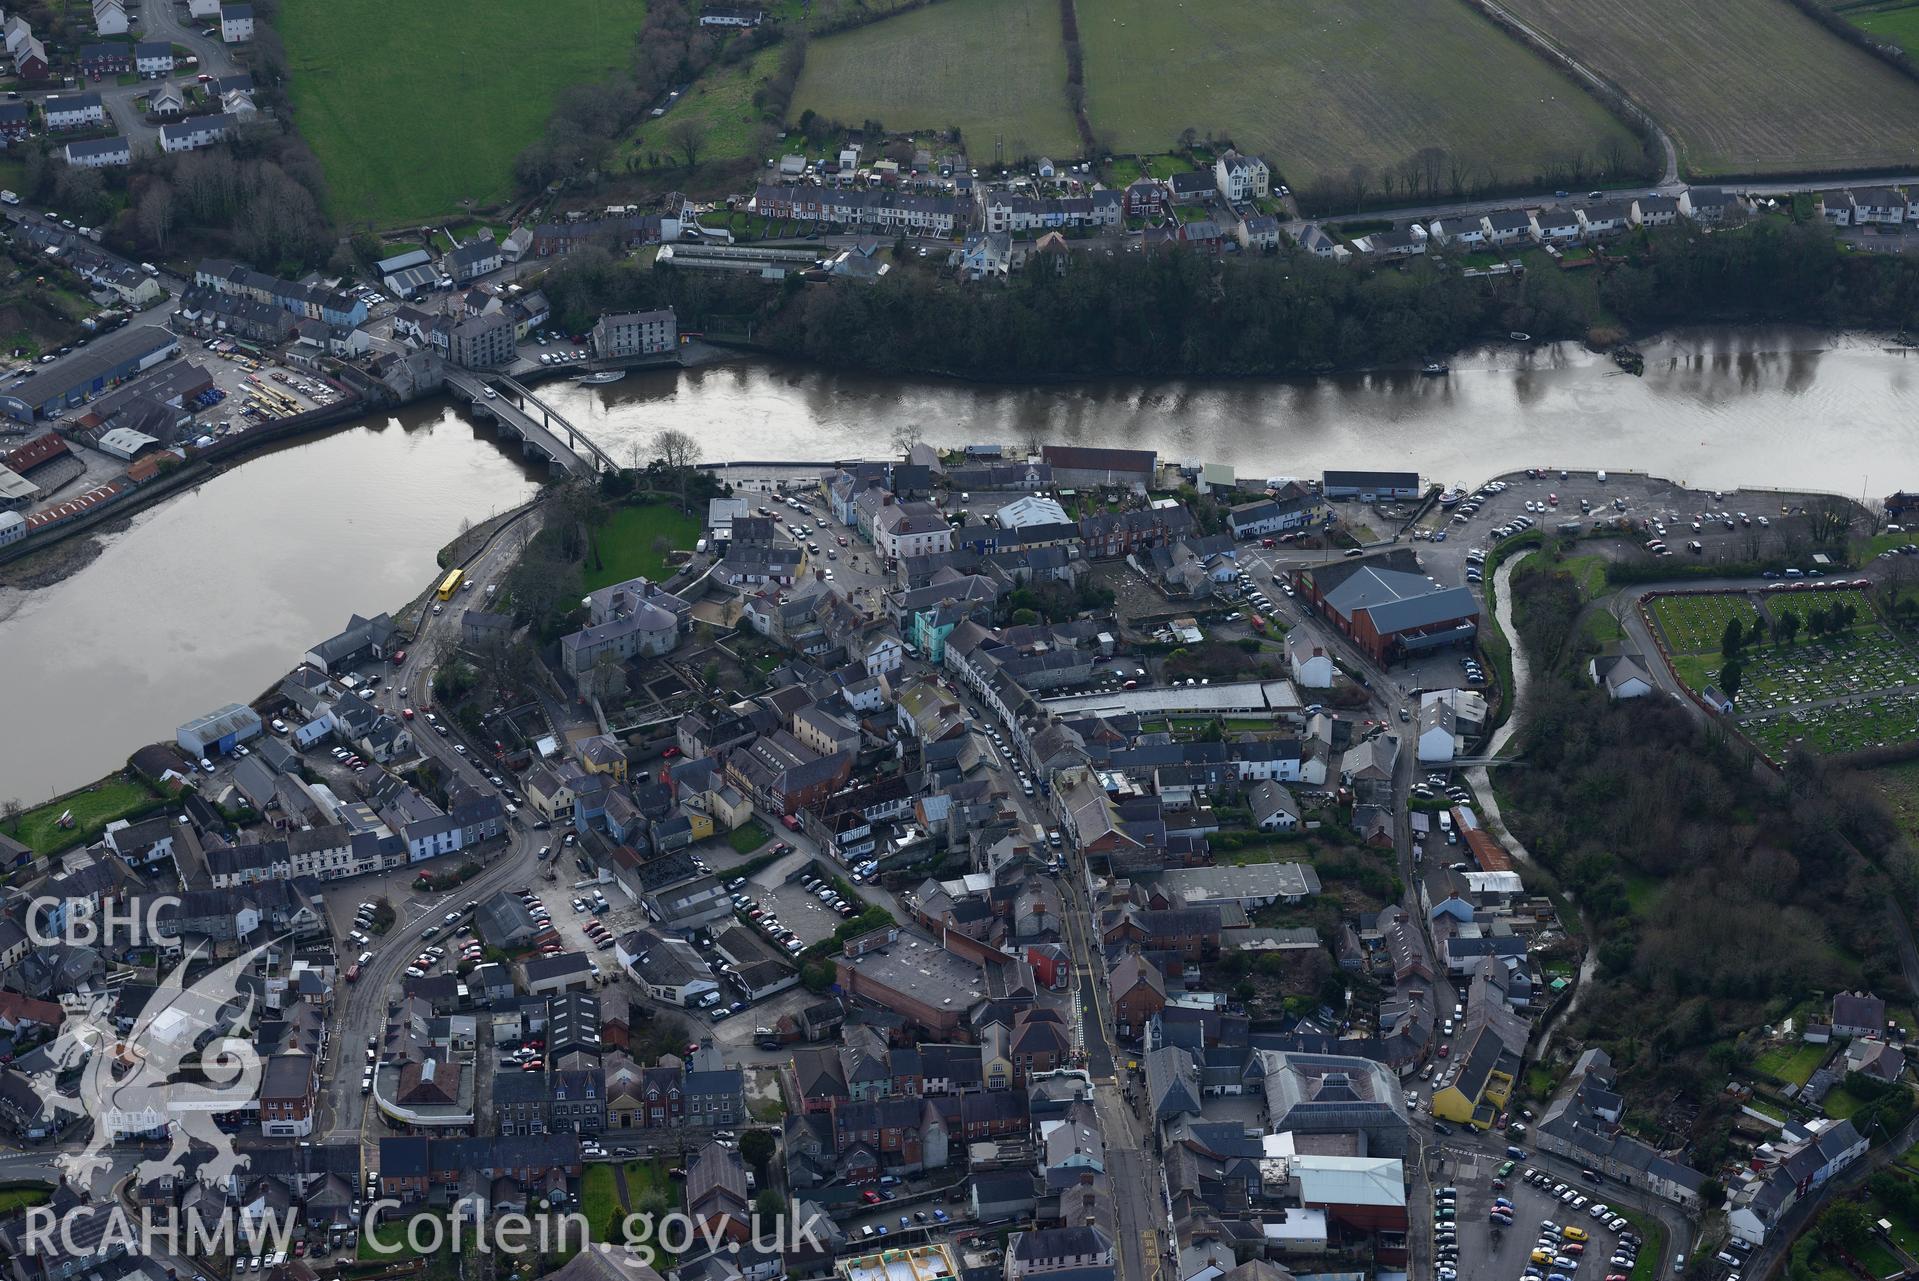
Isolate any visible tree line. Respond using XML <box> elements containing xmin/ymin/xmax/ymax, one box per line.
<box><xmin>536</xmin><ymin>216</ymin><xmax>1919</xmax><ymax>381</ymax></box>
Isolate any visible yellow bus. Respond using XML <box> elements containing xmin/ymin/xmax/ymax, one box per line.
<box><xmin>436</xmin><ymin>569</ymin><xmax>464</xmax><ymax>601</ymax></box>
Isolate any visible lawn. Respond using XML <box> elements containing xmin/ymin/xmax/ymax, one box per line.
<box><xmin>280</xmin><ymin>0</ymin><xmax>650</xmax><ymax>225</ymax></box>
<box><xmin>622</xmin><ymin>45</ymin><xmax>786</xmax><ymax>175</ymax></box>
<box><xmin>1583</xmin><ymin>610</ymin><xmax>1625</xmax><ymax>648</ymax></box>
<box><xmin>1</xmin><ymin>775</ymin><xmax>156</xmax><ymax>854</ymax></box>
<box><xmin>1754</xmin><ymin>1040</ymin><xmax>1830</xmax><ymax>1087</ymax></box>
<box><xmin>727</xmin><ymin>819</ymin><xmax>772</xmax><ymax>855</ymax></box>
<box><xmin>361</xmin><ymin>1212</ymin><xmax>444</xmax><ymax>1261</ymax></box>
<box><xmin>1499</xmin><ymin>0</ymin><xmax>1919</xmax><ymax>176</ymax></box>
<box><xmin>581</xmin><ymin>503</ymin><xmax>701</xmax><ymax>592</ymax></box>
<box><xmin>1854</xmin><ymin>1234</ymin><xmax>1904</xmax><ymax>1278</ymax></box>
<box><xmin>1078</xmin><ymin>0</ymin><xmax>1643</xmax><ymax>199</ymax></box>
<box><xmin>792</xmin><ymin>0</ymin><xmax>1080</xmax><ymax>161</ymax></box>
<box><xmin>581</xmin><ymin>1164</ymin><xmax>622</xmax><ymax>1238</ymax></box>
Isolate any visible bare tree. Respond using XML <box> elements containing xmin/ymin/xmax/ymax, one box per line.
<box><xmin>651</xmin><ymin>428</ymin><xmax>701</xmax><ymax>471</ymax></box>
<box><xmin>1416</xmin><ymin>147</ymin><xmax>1446</xmax><ymax>199</ymax></box>
<box><xmin>668</xmin><ymin>119</ymin><xmax>706</xmax><ymax>171</ymax></box>
<box><xmin>651</xmin><ymin>428</ymin><xmax>702</xmax><ymax>512</ymax></box>
<box><xmin>135</xmin><ymin>179</ymin><xmax>175</xmax><ymax>251</ymax></box>
<box><xmin>889</xmin><ymin>422</ymin><xmax>923</xmax><ymax>458</ymax></box>
<box><xmin>1603</xmin><ymin>136</ymin><xmax>1628</xmax><ymax>180</ymax></box>
<box><xmin>1348</xmin><ymin>164</ymin><xmax>1372</xmax><ymax>213</ymax></box>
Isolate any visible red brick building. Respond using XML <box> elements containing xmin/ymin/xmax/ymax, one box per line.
<box><xmin>1294</xmin><ymin>551</ymin><xmax>1479</xmax><ymax>665</ymax></box>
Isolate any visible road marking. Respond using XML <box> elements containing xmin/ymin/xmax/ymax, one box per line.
<box><xmin>1138</xmin><ymin>1229</ymin><xmax>1161</xmax><ymax>1281</ymax></box>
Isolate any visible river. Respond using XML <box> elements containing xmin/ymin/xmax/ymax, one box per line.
<box><xmin>554</xmin><ymin>326</ymin><xmax>1919</xmax><ymax>494</ymax></box>
<box><xmin>0</xmin><ymin>404</ymin><xmax>542</xmax><ymax>806</ymax></box>
<box><xmin>5</xmin><ymin>324</ymin><xmax>1919</xmax><ymax>804</ymax></box>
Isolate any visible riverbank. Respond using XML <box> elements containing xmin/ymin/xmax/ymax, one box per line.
<box><xmin>1</xmin><ymin>318</ymin><xmax>1907</xmax><ymax>602</ymax></box>
<box><xmin>0</xmin><ymin>406</ymin><xmax>542</xmax><ymax>805</ymax></box>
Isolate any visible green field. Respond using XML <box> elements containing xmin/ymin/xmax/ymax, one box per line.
<box><xmin>2</xmin><ymin>776</ymin><xmax>156</xmax><ymax>854</ymax></box>
<box><xmin>582</xmin><ymin>503</ymin><xmax>701</xmax><ymax>592</ymax></box>
<box><xmin>281</xmin><ymin>0</ymin><xmax>650</xmax><ymax>225</ymax></box>
<box><xmin>792</xmin><ymin>0</ymin><xmax>1079</xmax><ymax>161</ymax></box>
<box><xmin>1501</xmin><ymin>0</ymin><xmax>1919</xmax><ymax>176</ymax></box>
<box><xmin>1078</xmin><ymin>0</ymin><xmax>1642</xmax><ymax>196</ymax></box>
<box><xmin>1834</xmin><ymin>0</ymin><xmax>1919</xmax><ymax>58</ymax></box>
<box><xmin>624</xmin><ymin>45</ymin><xmax>786</xmax><ymax>174</ymax></box>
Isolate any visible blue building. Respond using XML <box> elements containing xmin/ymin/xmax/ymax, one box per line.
<box><xmin>176</xmin><ymin>702</ymin><xmax>263</xmax><ymax>757</ymax></box>
<box><xmin>0</xmin><ymin>325</ymin><xmax>180</xmax><ymax>422</ymax></box>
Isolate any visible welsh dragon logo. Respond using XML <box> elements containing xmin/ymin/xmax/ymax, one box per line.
<box><xmin>28</xmin><ymin>941</ymin><xmax>273</xmax><ymax>1196</ymax></box>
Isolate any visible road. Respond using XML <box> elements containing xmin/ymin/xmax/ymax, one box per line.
<box><xmin>315</xmin><ymin>502</ymin><xmax>552</xmax><ymax>1172</ymax></box>
<box><xmin>56</xmin><ymin>2</ymin><xmax>243</xmax><ymax>153</ymax></box>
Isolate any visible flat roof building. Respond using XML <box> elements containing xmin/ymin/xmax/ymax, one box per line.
<box><xmin>834</xmin><ymin>929</ymin><xmax>984</xmax><ymax>1035</ymax></box>
<box><xmin>0</xmin><ymin>324</ymin><xmax>179</xmax><ymax>422</ymax></box>
<box><xmin>1322</xmin><ymin>470</ymin><xmax>1421</xmax><ymax>500</ymax></box>
<box><xmin>1149</xmin><ymin>862</ymin><xmax>1321</xmax><ymax>908</ymax></box>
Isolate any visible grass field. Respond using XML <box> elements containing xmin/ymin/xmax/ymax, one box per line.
<box><xmin>281</xmin><ymin>0</ymin><xmax>649</xmax><ymax>225</ymax></box>
<box><xmin>582</xmin><ymin>503</ymin><xmax>700</xmax><ymax>592</ymax></box>
<box><xmin>622</xmin><ymin>45</ymin><xmax>785</xmax><ymax>174</ymax></box>
<box><xmin>791</xmin><ymin>0</ymin><xmax>1079</xmax><ymax>161</ymax></box>
<box><xmin>1078</xmin><ymin>0</ymin><xmax>1641</xmax><ymax>195</ymax></box>
<box><xmin>1</xmin><ymin>776</ymin><xmax>155</xmax><ymax>854</ymax></box>
<box><xmin>1834</xmin><ymin>0</ymin><xmax>1919</xmax><ymax>58</ymax></box>
<box><xmin>1499</xmin><ymin>0</ymin><xmax>1919</xmax><ymax>176</ymax></box>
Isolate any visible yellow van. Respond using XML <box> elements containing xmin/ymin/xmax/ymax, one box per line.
<box><xmin>1563</xmin><ymin>1227</ymin><xmax>1589</xmax><ymax>1243</ymax></box>
<box><xmin>1532</xmin><ymin>1251</ymin><xmax>1554</xmax><ymax>1265</ymax></box>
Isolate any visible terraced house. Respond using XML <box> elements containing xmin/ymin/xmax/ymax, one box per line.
<box><xmin>750</xmin><ymin>184</ymin><xmax>965</xmax><ymax>236</ymax></box>
<box><xmin>980</xmin><ymin>190</ymin><xmax>1122</xmax><ymax>234</ymax></box>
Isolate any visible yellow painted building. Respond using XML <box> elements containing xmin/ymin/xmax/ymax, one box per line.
<box><xmin>1431</xmin><ymin>1026</ymin><xmax>1517</xmax><ymax>1128</ymax></box>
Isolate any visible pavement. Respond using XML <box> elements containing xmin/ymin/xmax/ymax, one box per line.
<box><xmin>302</xmin><ymin>503</ymin><xmax>557</xmax><ymax>1173</ymax></box>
